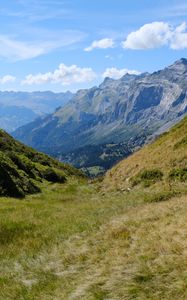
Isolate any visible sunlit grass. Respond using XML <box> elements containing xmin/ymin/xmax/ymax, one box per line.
<box><xmin>0</xmin><ymin>177</ymin><xmax>187</xmax><ymax>299</ymax></box>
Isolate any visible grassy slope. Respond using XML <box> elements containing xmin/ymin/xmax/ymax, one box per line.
<box><xmin>1</xmin><ymin>117</ymin><xmax>187</xmax><ymax>299</ymax></box>
<box><xmin>103</xmin><ymin>115</ymin><xmax>187</xmax><ymax>192</ymax></box>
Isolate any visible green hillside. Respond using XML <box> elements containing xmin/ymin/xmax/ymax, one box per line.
<box><xmin>1</xmin><ymin>117</ymin><xmax>187</xmax><ymax>299</ymax></box>
<box><xmin>0</xmin><ymin>130</ymin><xmax>82</xmax><ymax>198</ymax></box>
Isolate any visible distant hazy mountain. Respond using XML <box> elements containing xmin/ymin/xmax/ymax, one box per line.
<box><xmin>0</xmin><ymin>91</ymin><xmax>73</xmax><ymax>132</ymax></box>
<box><xmin>0</xmin><ymin>104</ymin><xmax>37</xmax><ymax>132</ymax></box>
<box><xmin>13</xmin><ymin>58</ymin><xmax>187</xmax><ymax>174</ymax></box>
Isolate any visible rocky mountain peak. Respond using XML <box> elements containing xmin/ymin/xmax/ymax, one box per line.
<box><xmin>167</xmin><ymin>58</ymin><xmax>187</xmax><ymax>73</ymax></box>
<box><xmin>99</xmin><ymin>77</ymin><xmax>115</xmax><ymax>89</ymax></box>
<box><xmin>177</xmin><ymin>58</ymin><xmax>187</xmax><ymax>65</ymax></box>
<box><xmin>121</xmin><ymin>73</ymin><xmax>138</xmax><ymax>81</ymax></box>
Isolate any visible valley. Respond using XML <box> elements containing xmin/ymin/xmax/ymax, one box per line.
<box><xmin>1</xmin><ymin>0</ymin><xmax>187</xmax><ymax>298</ymax></box>
<box><xmin>13</xmin><ymin>59</ymin><xmax>187</xmax><ymax>175</ymax></box>
<box><xmin>1</xmin><ymin>115</ymin><xmax>187</xmax><ymax>299</ymax></box>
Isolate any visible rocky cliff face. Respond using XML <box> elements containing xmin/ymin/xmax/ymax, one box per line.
<box><xmin>13</xmin><ymin>58</ymin><xmax>187</xmax><ymax>174</ymax></box>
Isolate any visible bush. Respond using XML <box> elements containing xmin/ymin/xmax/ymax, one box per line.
<box><xmin>131</xmin><ymin>169</ymin><xmax>163</xmax><ymax>187</ymax></box>
<box><xmin>9</xmin><ymin>153</ymin><xmax>41</xmax><ymax>180</ymax></box>
<box><xmin>0</xmin><ymin>153</ymin><xmax>40</xmax><ymax>198</ymax></box>
<box><xmin>169</xmin><ymin>168</ymin><xmax>187</xmax><ymax>182</ymax></box>
<box><xmin>42</xmin><ymin>168</ymin><xmax>67</xmax><ymax>183</ymax></box>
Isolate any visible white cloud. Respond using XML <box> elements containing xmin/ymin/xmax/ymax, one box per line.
<box><xmin>170</xmin><ymin>22</ymin><xmax>187</xmax><ymax>49</ymax></box>
<box><xmin>102</xmin><ymin>67</ymin><xmax>141</xmax><ymax>79</ymax></box>
<box><xmin>84</xmin><ymin>38</ymin><xmax>114</xmax><ymax>52</ymax></box>
<box><xmin>22</xmin><ymin>63</ymin><xmax>97</xmax><ymax>85</ymax></box>
<box><xmin>122</xmin><ymin>22</ymin><xmax>171</xmax><ymax>49</ymax></box>
<box><xmin>122</xmin><ymin>21</ymin><xmax>187</xmax><ymax>50</ymax></box>
<box><xmin>0</xmin><ymin>75</ymin><xmax>16</xmax><ymax>84</ymax></box>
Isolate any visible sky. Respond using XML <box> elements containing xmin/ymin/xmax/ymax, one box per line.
<box><xmin>0</xmin><ymin>0</ymin><xmax>187</xmax><ymax>92</ymax></box>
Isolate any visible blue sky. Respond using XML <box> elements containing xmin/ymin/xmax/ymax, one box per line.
<box><xmin>0</xmin><ymin>0</ymin><xmax>187</xmax><ymax>92</ymax></box>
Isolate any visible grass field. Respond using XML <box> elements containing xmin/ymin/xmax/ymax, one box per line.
<box><xmin>1</xmin><ymin>177</ymin><xmax>187</xmax><ymax>299</ymax></box>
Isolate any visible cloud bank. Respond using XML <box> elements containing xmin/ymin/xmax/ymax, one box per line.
<box><xmin>122</xmin><ymin>22</ymin><xmax>187</xmax><ymax>50</ymax></box>
<box><xmin>22</xmin><ymin>63</ymin><xmax>97</xmax><ymax>85</ymax></box>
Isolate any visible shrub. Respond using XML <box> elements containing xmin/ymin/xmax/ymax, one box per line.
<box><xmin>169</xmin><ymin>168</ymin><xmax>187</xmax><ymax>182</ymax></box>
<box><xmin>42</xmin><ymin>168</ymin><xmax>67</xmax><ymax>183</ymax></box>
<box><xmin>9</xmin><ymin>153</ymin><xmax>41</xmax><ymax>180</ymax></box>
<box><xmin>131</xmin><ymin>169</ymin><xmax>163</xmax><ymax>187</ymax></box>
<box><xmin>0</xmin><ymin>153</ymin><xmax>40</xmax><ymax>198</ymax></box>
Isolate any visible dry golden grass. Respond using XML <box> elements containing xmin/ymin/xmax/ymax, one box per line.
<box><xmin>103</xmin><ymin>116</ymin><xmax>187</xmax><ymax>191</ymax></box>
<box><xmin>0</xmin><ymin>177</ymin><xmax>187</xmax><ymax>299</ymax></box>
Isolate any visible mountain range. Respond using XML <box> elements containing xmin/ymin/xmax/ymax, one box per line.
<box><xmin>3</xmin><ymin>104</ymin><xmax>187</xmax><ymax>299</ymax></box>
<box><xmin>13</xmin><ymin>58</ymin><xmax>187</xmax><ymax>175</ymax></box>
<box><xmin>2</xmin><ymin>60</ymin><xmax>187</xmax><ymax>299</ymax></box>
<box><xmin>0</xmin><ymin>91</ymin><xmax>73</xmax><ymax>132</ymax></box>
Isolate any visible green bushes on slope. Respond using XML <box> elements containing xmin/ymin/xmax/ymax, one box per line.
<box><xmin>0</xmin><ymin>152</ymin><xmax>40</xmax><ymax>198</ymax></box>
<box><xmin>169</xmin><ymin>168</ymin><xmax>187</xmax><ymax>182</ymax></box>
<box><xmin>0</xmin><ymin>130</ymin><xmax>84</xmax><ymax>198</ymax></box>
<box><xmin>130</xmin><ymin>169</ymin><xmax>163</xmax><ymax>187</ymax></box>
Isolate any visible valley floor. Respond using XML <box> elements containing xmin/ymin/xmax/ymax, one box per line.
<box><xmin>1</xmin><ymin>179</ymin><xmax>187</xmax><ymax>299</ymax></box>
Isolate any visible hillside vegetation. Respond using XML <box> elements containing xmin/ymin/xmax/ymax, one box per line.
<box><xmin>103</xmin><ymin>115</ymin><xmax>187</xmax><ymax>194</ymax></box>
<box><xmin>0</xmin><ymin>130</ymin><xmax>82</xmax><ymax>198</ymax></box>
<box><xmin>1</xmin><ymin>117</ymin><xmax>187</xmax><ymax>299</ymax></box>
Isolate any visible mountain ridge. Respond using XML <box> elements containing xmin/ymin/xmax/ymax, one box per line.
<box><xmin>13</xmin><ymin>58</ymin><xmax>187</xmax><ymax>174</ymax></box>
